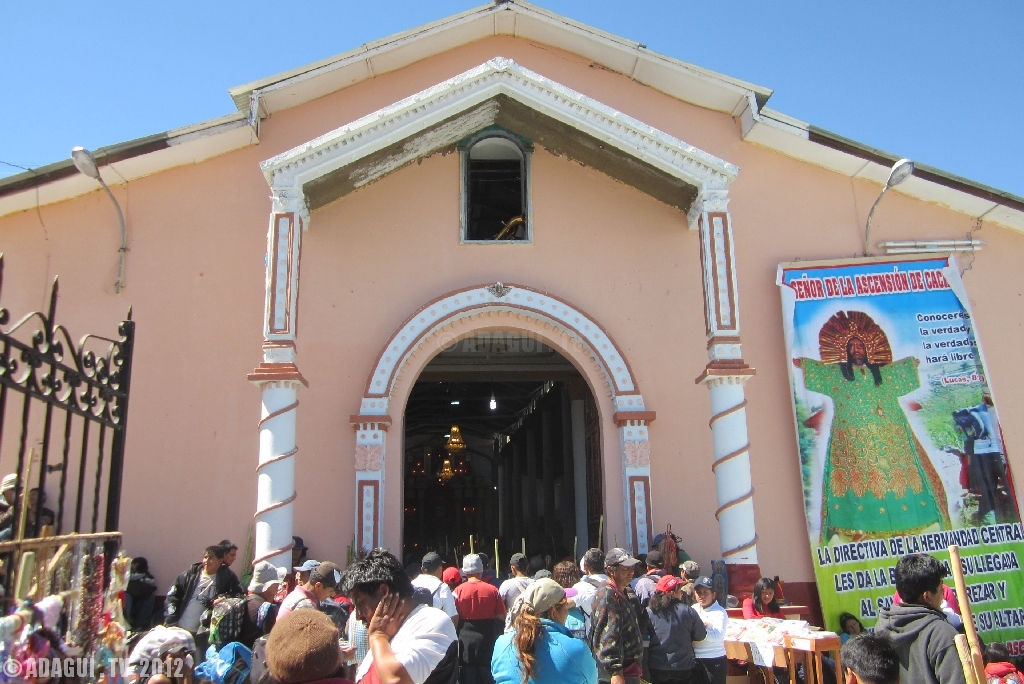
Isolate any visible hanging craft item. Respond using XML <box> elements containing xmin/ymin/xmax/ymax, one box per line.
<box><xmin>106</xmin><ymin>554</ymin><xmax>132</xmax><ymax>631</ymax></box>
<box><xmin>70</xmin><ymin>552</ymin><xmax>105</xmax><ymax>656</ymax></box>
<box><xmin>96</xmin><ymin>554</ymin><xmax>131</xmax><ymax>672</ymax></box>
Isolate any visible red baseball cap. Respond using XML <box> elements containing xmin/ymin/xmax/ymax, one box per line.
<box><xmin>442</xmin><ymin>566</ymin><xmax>462</xmax><ymax>587</ymax></box>
<box><xmin>655</xmin><ymin>575</ymin><xmax>684</xmax><ymax>594</ymax></box>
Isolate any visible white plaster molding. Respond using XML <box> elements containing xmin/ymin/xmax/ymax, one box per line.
<box><xmin>620</xmin><ymin>420</ymin><xmax>653</xmax><ymax>555</ymax></box>
<box><xmin>263</xmin><ymin>210</ymin><xmax>303</xmax><ymax>341</ymax></box>
<box><xmin>262</xmin><ymin>57</ymin><xmax>738</xmax><ymax>204</ymax></box>
<box><xmin>698</xmin><ymin>208</ymin><xmax>741</xmax><ymax>339</ymax></box>
<box><xmin>365</xmin><ymin>283</ymin><xmax>640</xmax><ymax>397</ymax></box>
<box><xmin>613</xmin><ymin>395</ymin><xmax>647</xmax><ymax>412</ymax></box>
<box><xmin>358</xmin><ymin>397</ymin><xmax>391</xmax><ymax>416</ymax></box>
<box><xmin>354</xmin><ymin>424</ymin><xmax>387</xmax><ymax>551</ymax></box>
<box><xmin>271</xmin><ymin>187</ymin><xmax>310</xmax><ymax>228</ymax></box>
<box><xmin>707</xmin><ymin>342</ymin><xmax>743</xmax><ymax>362</ymax></box>
<box><xmin>688</xmin><ymin>189</ymin><xmax>731</xmax><ymax>231</ymax></box>
<box><xmin>262</xmin><ymin>344</ymin><xmax>297</xmax><ymax>364</ymax></box>
<box><xmin>703</xmin><ymin>375</ymin><xmax>754</xmax><ymax>388</ymax></box>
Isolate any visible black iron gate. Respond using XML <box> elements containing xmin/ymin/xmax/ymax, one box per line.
<box><xmin>0</xmin><ymin>254</ymin><xmax>134</xmax><ymax>594</ymax></box>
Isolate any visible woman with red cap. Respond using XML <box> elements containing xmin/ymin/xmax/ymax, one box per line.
<box><xmin>442</xmin><ymin>566</ymin><xmax>462</xmax><ymax>592</ymax></box>
<box><xmin>645</xmin><ymin>575</ymin><xmax>707</xmax><ymax>684</ymax></box>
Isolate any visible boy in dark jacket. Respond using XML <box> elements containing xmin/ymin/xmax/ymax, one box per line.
<box><xmin>874</xmin><ymin>554</ymin><xmax>966</xmax><ymax>684</ymax></box>
<box><xmin>164</xmin><ymin>546</ymin><xmax>244</xmax><ymax>659</ymax></box>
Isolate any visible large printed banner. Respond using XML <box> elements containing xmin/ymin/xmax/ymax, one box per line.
<box><xmin>778</xmin><ymin>255</ymin><xmax>1024</xmax><ymax>650</ymax></box>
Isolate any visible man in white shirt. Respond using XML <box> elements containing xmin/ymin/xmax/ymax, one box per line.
<box><xmin>693</xmin><ymin>576</ymin><xmax>729</xmax><ymax>684</ymax></box>
<box><xmin>572</xmin><ymin>548</ymin><xmax>608</xmax><ymax>638</ymax></box>
<box><xmin>345</xmin><ymin>549</ymin><xmax>458</xmax><ymax>684</ymax></box>
<box><xmin>410</xmin><ymin>552</ymin><xmax>459</xmax><ymax>626</ymax></box>
<box><xmin>497</xmin><ymin>552</ymin><xmax>532</xmax><ymax>611</ymax></box>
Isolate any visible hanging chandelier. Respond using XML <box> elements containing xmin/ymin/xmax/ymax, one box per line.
<box><xmin>446</xmin><ymin>425</ymin><xmax>466</xmax><ymax>453</ymax></box>
<box><xmin>439</xmin><ymin>457</ymin><xmax>455</xmax><ymax>482</ymax></box>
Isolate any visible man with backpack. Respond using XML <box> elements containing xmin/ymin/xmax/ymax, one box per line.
<box><xmin>411</xmin><ymin>552</ymin><xmax>459</xmax><ymax>626</ymax></box>
<box><xmin>633</xmin><ymin>550</ymin><xmax>665</xmax><ymax>604</ymax></box>
<box><xmin>237</xmin><ymin>561</ymin><xmax>284</xmax><ymax>648</ymax></box>
<box><xmin>573</xmin><ymin>548</ymin><xmax>609</xmax><ymax>640</ymax></box>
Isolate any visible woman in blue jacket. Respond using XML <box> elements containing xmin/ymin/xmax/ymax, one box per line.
<box><xmin>492</xmin><ymin>578</ymin><xmax>598</xmax><ymax>684</ymax></box>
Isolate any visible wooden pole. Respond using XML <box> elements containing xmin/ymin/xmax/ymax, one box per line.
<box><xmin>494</xmin><ymin>539</ymin><xmax>500</xmax><ymax>582</ymax></box>
<box><xmin>948</xmin><ymin>545</ymin><xmax>985</xmax><ymax>684</ymax></box>
<box><xmin>954</xmin><ymin>634</ymin><xmax>979</xmax><ymax>684</ymax></box>
<box><xmin>598</xmin><ymin>515</ymin><xmax>604</xmax><ymax>550</ymax></box>
<box><xmin>521</xmin><ymin>537</ymin><xmax>526</xmax><ymax>556</ymax></box>
<box><xmin>574</xmin><ymin>535</ymin><xmax>578</xmax><ymax>561</ymax></box>
<box><xmin>469</xmin><ymin>535</ymin><xmax>475</xmax><ymax>554</ymax></box>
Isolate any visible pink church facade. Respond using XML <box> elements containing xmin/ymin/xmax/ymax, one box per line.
<box><xmin>1</xmin><ymin>3</ymin><xmax>1022</xmax><ymax>616</ymax></box>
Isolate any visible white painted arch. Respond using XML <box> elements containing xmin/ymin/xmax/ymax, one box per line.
<box><xmin>350</xmin><ymin>282</ymin><xmax>656</xmax><ymax>556</ymax></box>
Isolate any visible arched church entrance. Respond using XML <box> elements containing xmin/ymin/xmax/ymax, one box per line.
<box><xmin>349</xmin><ymin>283</ymin><xmax>657</xmax><ymax>562</ymax></box>
<box><xmin>401</xmin><ymin>334</ymin><xmax>603</xmax><ymax>566</ymax></box>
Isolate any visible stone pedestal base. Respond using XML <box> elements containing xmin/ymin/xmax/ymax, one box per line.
<box><xmin>726</xmin><ymin>562</ymin><xmax>762</xmax><ymax>601</ymax></box>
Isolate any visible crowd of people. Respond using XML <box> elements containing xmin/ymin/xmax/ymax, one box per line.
<box><xmin>117</xmin><ymin>541</ymin><xmax>1022</xmax><ymax>684</ymax></box>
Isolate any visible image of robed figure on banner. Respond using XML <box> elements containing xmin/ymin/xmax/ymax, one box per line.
<box><xmin>792</xmin><ymin>310</ymin><xmax>951</xmax><ymax>544</ymax></box>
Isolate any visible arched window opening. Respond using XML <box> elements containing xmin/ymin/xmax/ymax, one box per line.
<box><xmin>463</xmin><ymin>134</ymin><xmax>529</xmax><ymax>241</ymax></box>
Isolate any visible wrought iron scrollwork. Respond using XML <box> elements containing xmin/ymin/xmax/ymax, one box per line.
<box><xmin>0</xmin><ymin>260</ymin><xmax>132</xmax><ymax>430</ymax></box>
<box><xmin>0</xmin><ymin>254</ymin><xmax>135</xmax><ymax>603</ymax></box>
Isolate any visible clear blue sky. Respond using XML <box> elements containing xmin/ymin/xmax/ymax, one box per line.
<box><xmin>2</xmin><ymin>1</ymin><xmax>1021</xmax><ymax>196</ymax></box>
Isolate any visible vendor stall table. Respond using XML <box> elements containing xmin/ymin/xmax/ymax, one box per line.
<box><xmin>785</xmin><ymin>634</ymin><xmax>842</xmax><ymax>684</ymax></box>
<box><xmin>725</xmin><ymin>605</ymin><xmax>809</xmax><ymax>620</ymax></box>
<box><xmin>724</xmin><ymin>624</ymin><xmax>840</xmax><ymax>684</ymax></box>
<box><xmin>725</xmin><ymin>639</ymin><xmax>787</xmax><ymax>684</ymax></box>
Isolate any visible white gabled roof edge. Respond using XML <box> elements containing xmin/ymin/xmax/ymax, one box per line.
<box><xmin>262</xmin><ymin>57</ymin><xmax>737</xmax><ymax>194</ymax></box>
<box><xmin>229</xmin><ymin>0</ymin><xmax>772</xmax><ymax>119</ymax></box>
<box><xmin>1</xmin><ymin>0</ymin><xmax>1021</xmax><ymax>232</ymax></box>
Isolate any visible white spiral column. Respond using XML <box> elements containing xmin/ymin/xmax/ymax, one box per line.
<box><xmin>249</xmin><ymin>186</ymin><xmax>308</xmax><ymax>570</ymax></box>
<box><xmin>252</xmin><ymin>380</ymin><xmax>300</xmax><ymax>566</ymax></box>
<box><xmin>706</xmin><ymin>376</ymin><xmax>757</xmax><ymax>563</ymax></box>
<box><xmin>693</xmin><ymin>187</ymin><xmax>762</xmax><ymax>596</ymax></box>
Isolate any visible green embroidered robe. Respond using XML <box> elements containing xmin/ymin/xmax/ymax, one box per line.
<box><xmin>801</xmin><ymin>358</ymin><xmax>949</xmax><ymax>540</ymax></box>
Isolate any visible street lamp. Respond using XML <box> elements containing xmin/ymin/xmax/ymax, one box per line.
<box><xmin>72</xmin><ymin>147</ymin><xmax>128</xmax><ymax>293</ymax></box>
<box><xmin>864</xmin><ymin>158</ymin><xmax>914</xmax><ymax>256</ymax></box>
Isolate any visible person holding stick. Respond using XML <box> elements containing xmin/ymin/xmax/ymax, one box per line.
<box><xmin>874</xmin><ymin>554</ymin><xmax>966</xmax><ymax>684</ymax></box>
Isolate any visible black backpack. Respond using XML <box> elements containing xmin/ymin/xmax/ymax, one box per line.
<box><xmin>412</xmin><ymin>582</ymin><xmax>443</xmax><ymax>607</ymax></box>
